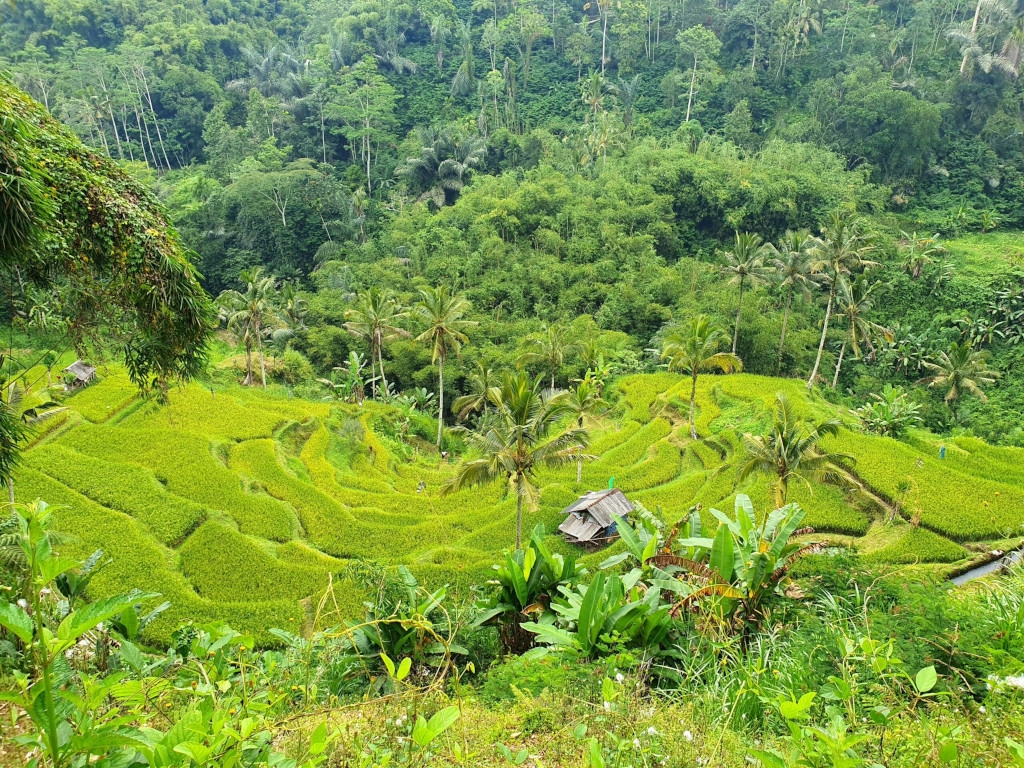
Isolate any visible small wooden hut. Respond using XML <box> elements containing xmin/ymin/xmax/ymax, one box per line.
<box><xmin>63</xmin><ymin>361</ymin><xmax>96</xmax><ymax>390</ymax></box>
<box><xmin>558</xmin><ymin>488</ymin><xmax>633</xmax><ymax>547</ymax></box>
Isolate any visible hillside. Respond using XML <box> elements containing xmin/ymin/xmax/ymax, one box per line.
<box><xmin>20</xmin><ymin>367</ymin><xmax>1023</xmax><ymax>646</ymax></box>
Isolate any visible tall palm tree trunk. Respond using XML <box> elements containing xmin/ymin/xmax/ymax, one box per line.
<box><xmin>436</xmin><ymin>357</ymin><xmax>444</xmax><ymax>448</ymax></box>
<box><xmin>689</xmin><ymin>372</ymin><xmax>699</xmax><ymax>440</ymax></box>
<box><xmin>832</xmin><ymin>340</ymin><xmax>846</xmax><ymax>389</ymax></box>
<box><xmin>777</xmin><ymin>287</ymin><xmax>794</xmax><ymax>373</ymax></box>
<box><xmin>243</xmin><ymin>342</ymin><xmax>254</xmax><ymax>386</ymax></box>
<box><xmin>962</xmin><ymin>0</ymin><xmax>983</xmax><ymax>74</ymax></box>
<box><xmin>257</xmin><ymin>325</ymin><xmax>267</xmax><ymax>389</ymax></box>
<box><xmin>733</xmin><ymin>279</ymin><xmax>745</xmax><ymax>354</ymax></box>
<box><xmin>807</xmin><ymin>285</ymin><xmax>835</xmax><ymax>390</ymax></box>
<box><xmin>515</xmin><ymin>488</ymin><xmax>523</xmax><ymax>550</ymax></box>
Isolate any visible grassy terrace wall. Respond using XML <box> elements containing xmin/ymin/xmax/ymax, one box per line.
<box><xmin>15</xmin><ymin>369</ymin><xmax>1022</xmax><ymax>646</ymax></box>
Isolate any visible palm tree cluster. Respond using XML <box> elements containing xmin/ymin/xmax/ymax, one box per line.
<box><xmin>400</xmin><ymin>127</ymin><xmax>487</xmax><ymax>209</ymax></box>
<box><xmin>720</xmin><ymin>211</ymin><xmax>888</xmax><ymax>391</ymax></box>
<box><xmin>215</xmin><ymin>267</ymin><xmax>308</xmax><ymax>388</ymax></box>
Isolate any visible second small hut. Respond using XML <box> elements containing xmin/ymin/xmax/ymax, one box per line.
<box><xmin>558</xmin><ymin>488</ymin><xmax>633</xmax><ymax>547</ymax></box>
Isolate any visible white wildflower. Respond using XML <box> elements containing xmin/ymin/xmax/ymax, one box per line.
<box><xmin>615</xmin><ymin>673</ymin><xmax>624</xmax><ymax>683</ymax></box>
<box><xmin>17</xmin><ymin>599</ymin><xmax>28</xmax><ymax>609</ymax></box>
<box><xmin>633</xmin><ymin>739</ymin><xmax>641</xmax><ymax>749</ymax></box>
<box><xmin>603</xmin><ymin>701</ymin><xmax>611</xmax><ymax>711</ymax></box>
<box><xmin>683</xmin><ymin>730</ymin><xmax>693</xmax><ymax>742</ymax></box>
<box><xmin>979</xmin><ymin>706</ymin><xmax>986</xmax><ymax>713</ymax></box>
<box><xmin>647</xmin><ymin>726</ymin><xmax>658</xmax><ymax>736</ymax></box>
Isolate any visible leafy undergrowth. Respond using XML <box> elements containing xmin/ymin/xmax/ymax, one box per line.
<box><xmin>15</xmin><ymin>369</ymin><xmax>1022</xmax><ymax>646</ymax></box>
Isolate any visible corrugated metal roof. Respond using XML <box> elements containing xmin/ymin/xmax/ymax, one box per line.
<box><xmin>558</xmin><ymin>513</ymin><xmax>605</xmax><ymax>542</ymax></box>
<box><xmin>559</xmin><ymin>488</ymin><xmax>634</xmax><ymax>532</ymax></box>
<box><xmin>63</xmin><ymin>361</ymin><xmax>96</xmax><ymax>381</ymax></box>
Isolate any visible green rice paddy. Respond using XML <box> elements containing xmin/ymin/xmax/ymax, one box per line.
<box><xmin>16</xmin><ymin>369</ymin><xmax>1024</xmax><ymax>645</ymax></box>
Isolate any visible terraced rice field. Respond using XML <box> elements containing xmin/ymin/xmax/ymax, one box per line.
<box><xmin>16</xmin><ymin>369</ymin><xmax>1024</xmax><ymax>645</ymax></box>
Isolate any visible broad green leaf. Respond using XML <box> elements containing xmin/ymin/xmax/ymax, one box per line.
<box><xmin>396</xmin><ymin>657</ymin><xmax>411</xmax><ymax>681</ymax></box>
<box><xmin>309</xmin><ymin>722</ymin><xmax>328</xmax><ymax>755</ymax></box>
<box><xmin>119</xmin><ymin>640</ymin><xmax>145</xmax><ymax>673</ymax></box>
<box><xmin>380</xmin><ymin>652</ymin><xmax>396</xmax><ymax>678</ymax></box>
<box><xmin>915</xmin><ymin>665</ymin><xmax>937</xmax><ymax>693</ymax></box>
<box><xmin>0</xmin><ymin>601</ymin><xmax>33</xmax><ymax>643</ymax></box>
<box><xmin>710</xmin><ymin>525</ymin><xmax>734</xmax><ymax>582</ymax></box>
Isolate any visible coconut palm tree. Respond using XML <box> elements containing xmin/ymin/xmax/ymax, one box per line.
<box><xmin>344</xmin><ymin>287</ymin><xmax>410</xmax><ymax>400</ymax></box>
<box><xmin>453</xmin><ymin>362</ymin><xmax>498</xmax><ymax>422</ymax></box>
<box><xmin>831</xmin><ymin>276</ymin><xmax>893</xmax><ymax>388</ymax></box>
<box><xmin>401</xmin><ymin>127</ymin><xmax>487</xmax><ymax>208</ymax></box>
<box><xmin>737</xmin><ymin>392</ymin><xmax>856</xmax><ymax>507</ymax></box>
<box><xmin>565</xmin><ymin>377</ymin><xmax>608</xmax><ymax>481</ymax></box>
<box><xmin>443</xmin><ymin>371</ymin><xmax>589</xmax><ymax>549</ymax></box>
<box><xmin>518</xmin><ymin>323</ymin><xmax>579</xmax><ymax>391</ymax></box>
<box><xmin>806</xmin><ymin>211</ymin><xmax>878</xmax><ymax>391</ymax></box>
<box><xmin>721</xmin><ymin>232</ymin><xmax>774</xmax><ymax>354</ymax></box>
<box><xmin>919</xmin><ymin>342</ymin><xmax>998</xmax><ymax>416</ymax></box>
<box><xmin>217</xmin><ymin>267</ymin><xmax>281</xmax><ymax>388</ymax></box>
<box><xmin>660</xmin><ymin>315</ymin><xmax>743</xmax><ymax>440</ymax></box>
<box><xmin>414</xmin><ymin>286</ymin><xmax>476</xmax><ymax>448</ymax></box>
<box><xmin>769</xmin><ymin>230</ymin><xmax>821</xmax><ymax>372</ymax></box>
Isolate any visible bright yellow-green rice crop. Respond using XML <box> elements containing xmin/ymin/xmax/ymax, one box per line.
<box><xmin>22</xmin><ymin>372</ymin><xmax>1020</xmax><ymax>646</ymax></box>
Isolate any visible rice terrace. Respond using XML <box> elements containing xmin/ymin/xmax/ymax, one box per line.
<box><xmin>19</xmin><ymin>365</ymin><xmax>1024</xmax><ymax>646</ymax></box>
<box><xmin>6</xmin><ymin>0</ymin><xmax>1024</xmax><ymax>761</ymax></box>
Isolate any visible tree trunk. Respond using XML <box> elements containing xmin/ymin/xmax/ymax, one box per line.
<box><xmin>601</xmin><ymin>10</ymin><xmax>609</xmax><ymax>75</ymax></box>
<box><xmin>377</xmin><ymin>337</ymin><xmax>389</xmax><ymax>399</ymax></box>
<box><xmin>807</xmin><ymin>285</ymin><xmax>835</xmax><ymax>390</ymax></box>
<box><xmin>257</xmin><ymin>327</ymin><xmax>267</xmax><ymax>389</ymax></box>
<box><xmin>732</xmin><ymin>278</ymin><xmax>745</xmax><ymax>354</ymax></box>
<box><xmin>550</xmin><ymin>370</ymin><xmax>556</xmax><ymax>392</ymax></box>
<box><xmin>832</xmin><ymin>340</ymin><xmax>846</xmax><ymax>389</ymax></box>
<box><xmin>577</xmin><ymin>456</ymin><xmax>582</xmax><ymax>483</ymax></box>
<box><xmin>777</xmin><ymin>287</ymin><xmax>793</xmax><ymax>373</ymax></box>
<box><xmin>961</xmin><ymin>0</ymin><xmax>983</xmax><ymax>74</ymax></box>
<box><xmin>685</xmin><ymin>60</ymin><xmax>697</xmax><ymax>122</ymax></box>
<box><xmin>689</xmin><ymin>372</ymin><xmax>698</xmax><ymax>440</ymax></box>
<box><xmin>436</xmin><ymin>357</ymin><xmax>444</xmax><ymax>448</ymax></box>
<box><xmin>515</xmin><ymin>489</ymin><xmax>523</xmax><ymax>550</ymax></box>
<box><xmin>244</xmin><ymin>341</ymin><xmax>254</xmax><ymax>386</ymax></box>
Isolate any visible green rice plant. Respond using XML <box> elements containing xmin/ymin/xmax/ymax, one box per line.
<box><xmin>788</xmin><ymin>482</ymin><xmax>870</xmax><ymax>536</ymax></box>
<box><xmin>58</xmin><ymin>425</ymin><xmax>296</xmax><ymax>541</ymax></box>
<box><xmin>862</xmin><ymin>526</ymin><xmax>968</xmax><ymax>565</ymax></box>
<box><xmin>66</xmin><ymin>369</ymin><xmax>139</xmax><ymax>423</ymax></box>
<box><xmin>630</xmin><ymin>470</ymin><xmax>708</xmax><ymax>521</ymax></box>
<box><xmin>689</xmin><ymin>439</ymin><xmax>725</xmax><ymax>469</ymax></box>
<box><xmin>24</xmin><ymin>445</ymin><xmax>207</xmax><ymax>545</ymax></box>
<box><xmin>11</xmin><ymin>467</ymin><xmax>304</xmax><ymax>646</ymax></box>
<box><xmin>827</xmin><ymin>429</ymin><xmax>1024</xmax><ymax>540</ymax></box>
<box><xmin>692</xmin><ymin>382</ymin><xmax>722</xmax><ymax>436</ymax></box>
<box><xmin>178</xmin><ymin>521</ymin><xmax>333</xmax><ymax>602</ymax></box>
<box><xmin>593</xmin><ymin>417</ymin><xmax>671</xmax><ymax>470</ymax></box>
<box><xmin>617</xmin><ymin>373</ymin><xmax>681</xmax><ymax>423</ymax></box>
<box><xmin>615</xmin><ymin>442</ymin><xmax>682</xmax><ymax>493</ymax></box>
<box><xmin>587</xmin><ymin>420</ymin><xmax>641</xmax><ymax>455</ymax></box>
<box><xmin>122</xmin><ymin>383</ymin><xmax>311</xmax><ymax>439</ymax></box>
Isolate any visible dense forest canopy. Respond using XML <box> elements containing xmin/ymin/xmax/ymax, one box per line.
<box><xmin>2</xmin><ymin>0</ymin><xmax>1023</xmax><ymax>443</ymax></box>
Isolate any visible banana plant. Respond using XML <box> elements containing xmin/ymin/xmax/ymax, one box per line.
<box><xmin>524</xmin><ymin>571</ymin><xmax>674</xmax><ymax>657</ymax></box>
<box><xmin>475</xmin><ymin>523</ymin><xmax>583</xmax><ymax>653</ymax></box>
<box><xmin>648</xmin><ymin>494</ymin><xmax>822</xmax><ymax>629</ymax></box>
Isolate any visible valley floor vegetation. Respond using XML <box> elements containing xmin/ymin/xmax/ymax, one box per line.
<box><xmin>1</xmin><ymin>357</ymin><xmax>1023</xmax><ymax>767</ymax></box>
